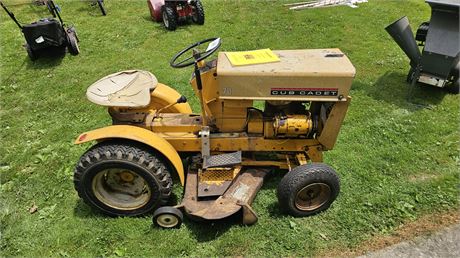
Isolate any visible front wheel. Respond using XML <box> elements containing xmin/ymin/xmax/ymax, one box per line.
<box><xmin>191</xmin><ymin>0</ymin><xmax>204</xmax><ymax>25</ymax></box>
<box><xmin>152</xmin><ymin>206</ymin><xmax>183</xmax><ymax>228</ymax></box>
<box><xmin>74</xmin><ymin>140</ymin><xmax>173</xmax><ymax>216</ymax></box>
<box><xmin>162</xmin><ymin>6</ymin><xmax>177</xmax><ymax>31</ymax></box>
<box><xmin>277</xmin><ymin>163</ymin><xmax>340</xmax><ymax>217</ymax></box>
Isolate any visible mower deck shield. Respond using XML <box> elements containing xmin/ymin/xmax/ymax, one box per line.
<box><xmin>181</xmin><ymin>167</ymin><xmax>270</xmax><ymax>224</ymax></box>
<box><xmin>86</xmin><ymin>70</ymin><xmax>158</xmax><ymax>107</ymax></box>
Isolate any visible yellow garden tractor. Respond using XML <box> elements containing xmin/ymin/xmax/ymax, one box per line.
<box><xmin>73</xmin><ymin>38</ymin><xmax>355</xmax><ymax>228</ymax></box>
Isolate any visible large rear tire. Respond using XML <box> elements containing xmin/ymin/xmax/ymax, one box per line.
<box><xmin>74</xmin><ymin>140</ymin><xmax>173</xmax><ymax>216</ymax></box>
<box><xmin>277</xmin><ymin>163</ymin><xmax>340</xmax><ymax>217</ymax></box>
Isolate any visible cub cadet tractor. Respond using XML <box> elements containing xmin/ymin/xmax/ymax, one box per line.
<box><xmin>73</xmin><ymin>38</ymin><xmax>355</xmax><ymax>228</ymax></box>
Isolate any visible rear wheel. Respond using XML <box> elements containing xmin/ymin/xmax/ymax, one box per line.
<box><xmin>67</xmin><ymin>31</ymin><xmax>80</xmax><ymax>55</ymax></box>
<box><xmin>277</xmin><ymin>163</ymin><xmax>340</xmax><ymax>217</ymax></box>
<box><xmin>74</xmin><ymin>141</ymin><xmax>173</xmax><ymax>216</ymax></box>
<box><xmin>162</xmin><ymin>6</ymin><xmax>177</xmax><ymax>31</ymax></box>
<box><xmin>191</xmin><ymin>0</ymin><xmax>205</xmax><ymax>25</ymax></box>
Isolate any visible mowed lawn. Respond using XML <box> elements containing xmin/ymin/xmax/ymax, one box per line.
<box><xmin>1</xmin><ymin>0</ymin><xmax>458</xmax><ymax>256</ymax></box>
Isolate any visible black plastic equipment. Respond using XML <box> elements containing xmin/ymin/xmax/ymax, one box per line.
<box><xmin>385</xmin><ymin>0</ymin><xmax>459</xmax><ymax>93</ymax></box>
<box><xmin>0</xmin><ymin>0</ymin><xmax>79</xmax><ymax>60</ymax></box>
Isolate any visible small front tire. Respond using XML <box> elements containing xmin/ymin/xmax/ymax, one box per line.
<box><xmin>152</xmin><ymin>206</ymin><xmax>183</xmax><ymax>228</ymax></box>
<box><xmin>277</xmin><ymin>163</ymin><xmax>340</xmax><ymax>217</ymax></box>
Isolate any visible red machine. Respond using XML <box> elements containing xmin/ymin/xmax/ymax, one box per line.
<box><xmin>147</xmin><ymin>0</ymin><xmax>204</xmax><ymax>31</ymax></box>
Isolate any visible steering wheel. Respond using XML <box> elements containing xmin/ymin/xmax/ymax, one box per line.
<box><xmin>170</xmin><ymin>38</ymin><xmax>221</xmax><ymax>68</ymax></box>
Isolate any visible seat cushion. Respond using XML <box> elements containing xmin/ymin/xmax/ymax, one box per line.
<box><xmin>86</xmin><ymin>70</ymin><xmax>158</xmax><ymax>107</ymax></box>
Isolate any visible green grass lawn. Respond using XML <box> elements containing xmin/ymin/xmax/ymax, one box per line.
<box><xmin>1</xmin><ymin>0</ymin><xmax>459</xmax><ymax>256</ymax></box>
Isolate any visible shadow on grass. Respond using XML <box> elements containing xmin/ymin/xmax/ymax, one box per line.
<box><xmin>73</xmin><ymin>199</ymin><xmax>106</xmax><ymax>218</ymax></box>
<box><xmin>25</xmin><ymin>47</ymin><xmax>66</xmax><ymax>69</ymax></box>
<box><xmin>2</xmin><ymin>58</ymin><xmax>28</xmax><ymax>83</ymax></box>
<box><xmin>73</xmin><ymin>191</ymin><xmax>181</xmax><ymax>218</ymax></box>
<box><xmin>358</xmin><ymin>71</ymin><xmax>448</xmax><ymax>111</ymax></box>
<box><xmin>183</xmin><ymin>214</ymin><xmax>238</xmax><ymax>242</ymax></box>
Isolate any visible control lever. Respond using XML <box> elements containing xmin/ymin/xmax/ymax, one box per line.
<box><xmin>154</xmin><ymin>95</ymin><xmax>187</xmax><ymax>117</ymax></box>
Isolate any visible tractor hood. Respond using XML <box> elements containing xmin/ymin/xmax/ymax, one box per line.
<box><xmin>216</xmin><ymin>49</ymin><xmax>355</xmax><ymax>102</ymax></box>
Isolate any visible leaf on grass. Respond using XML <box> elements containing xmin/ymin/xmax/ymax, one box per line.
<box><xmin>29</xmin><ymin>203</ymin><xmax>38</xmax><ymax>214</ymax></box>
<box><xmin>38</xmin><ymin>204</ymin><xmax>57</xmax><ymax>219</ymax></box>
<box><xmin>319</xmin><ymin>233</ymin><xmax>328</xmax><ymax>240</ymax></box>
<box><xmin>114</xmin><ymin>248</ymin><xmax>125</xmax><ymax>257</ymax></box>
<box><xmin>289</xmin><ymin>220</ymin><xmax>297</xmax><ymax>229</ymax></box>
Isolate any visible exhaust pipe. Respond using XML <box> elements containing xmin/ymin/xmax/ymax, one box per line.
<box><xmin>385</xmin><ymin>16</ymin><xmax>421</xmax><ymax>68</ymax></box>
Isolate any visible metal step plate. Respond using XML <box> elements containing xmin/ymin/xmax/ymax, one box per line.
<box><xmin>203</xmin><ymin>151</ymin><xmax>242</xmax><ymax>169</ymax></box>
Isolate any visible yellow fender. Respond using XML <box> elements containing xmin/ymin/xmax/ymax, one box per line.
<box><xmin>75</xmin><ymin>125</ymin><xmax>185</xmax><ymax>185</ymax></box>
<box><xmin>150</xmin><ymin>83</ymin><xmax>193</xmax><ymax>114</ymax></box>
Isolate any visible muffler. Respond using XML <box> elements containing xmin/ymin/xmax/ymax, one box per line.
<box><xmin>385</xmin><ymin>16</ymin><xmax>421</xmax><ymax>68</ymax></box>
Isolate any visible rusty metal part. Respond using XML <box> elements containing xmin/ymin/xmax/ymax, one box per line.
<box><xmin>296</xmin><ymin>153</ymin><xmax>308</xmax><ymax>165</ymax></box>
<box><xmin>109</xmin><ymin>108</ymin><xmax>147</xmax><ymax>123</ymax></box>
<box><xmin>91</xmin><ymin>168</ymin><xmax>151</xmax><ymax>210</ymax></box>
<box><xmin>306</xmin><ymin>145</ymin><xmax>323</xmax><ymax>162</ymax></box>
<box><xmin>295</xmin><ymin>182</ymin><xmax>331</xmax><ymax>211</ymax></box>
<box><xmin>182</xmin><ymin>167</ymin><xmax>270</xmax><ymax>224</ymax></box>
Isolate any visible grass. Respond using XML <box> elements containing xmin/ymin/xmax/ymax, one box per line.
<box><xmin>1</xmin><ymin>0</ymin><xmax>459</xmax><ymax>256</ymax></box>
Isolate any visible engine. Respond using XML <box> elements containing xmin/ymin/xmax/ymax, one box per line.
<box><xmin>245</xmin><ymin>101</ymin><xmax>333</xmax><ymax>139</ymax></box>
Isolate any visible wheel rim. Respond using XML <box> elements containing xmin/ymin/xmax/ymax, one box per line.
<box><xmin>163</xmin><ymin>11</ymin><xmax>169</xmax><ymax>27</ymax></box>
<box><xmin>156</xmin><ymin>214</ymin><xmax>179</xmax><ymax>228</ymax></box>
<box><xmin>295</xmin><ymin>183</ymin><xmax>331</xmax><ymax>211</ymax></box>
<box><xmin>92</xmin><ymin>168</ymin><xmax>151</xmax><ymax>210</ymax></box>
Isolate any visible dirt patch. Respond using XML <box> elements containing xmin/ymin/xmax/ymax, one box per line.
<box><xmin>320</xmin><ymin>209</ymin><xmax>460</xmax><ymax>257</ymax></box>
<box><xmin>408</xmin><ymin>173</ymin><xmax>440</xmax><ymax>182</ymax></box>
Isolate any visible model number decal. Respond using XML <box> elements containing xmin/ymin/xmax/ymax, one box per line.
<box><xmin>270</xmin><ymin>88</ymin><xmax>338</xmax><ymax>96</ymax></box>
<box><xmin>222</xmin><ymin>87</ymin><xmax>233</xmax><ymax>95</ymax></box>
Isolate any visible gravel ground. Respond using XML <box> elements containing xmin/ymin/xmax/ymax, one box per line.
<box><xmin>360</xmin><ymin>223</ymin><xmax>460</xmax><ymax>258</ymax></box>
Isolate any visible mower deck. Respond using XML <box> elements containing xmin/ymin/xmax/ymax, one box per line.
<box><xmin>178</xmin><ymin>166</ymin><xmax>271</xmax><ymax>224</ymax></box>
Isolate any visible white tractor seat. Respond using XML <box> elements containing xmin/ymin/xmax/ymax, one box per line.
<box><xmin>86</xmin><ymin>70</ymin><xmax>158</xmax><ymax>107</ymax></box>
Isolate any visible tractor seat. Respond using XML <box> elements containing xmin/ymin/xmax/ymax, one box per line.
<box><xmin>86</xmin><ymin>70</ymin><xmax>158</xmax><ymax>107</ymax></box>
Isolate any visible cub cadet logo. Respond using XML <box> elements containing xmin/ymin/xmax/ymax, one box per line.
<box><xmin>270</xmin><ymin>88</ymin><xmax>339</xmax><ymax>96</ymax></box>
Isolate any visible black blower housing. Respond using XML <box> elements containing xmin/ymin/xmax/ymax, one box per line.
<box><xmin>385</xmin><ymin>16</ymin><xmax>421</xmax><ymax>68</ymax></box>
<box><xmin>385</xmin><ymin>0</ymin><xmax>459</xmax><ymax>91</ymax></box>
